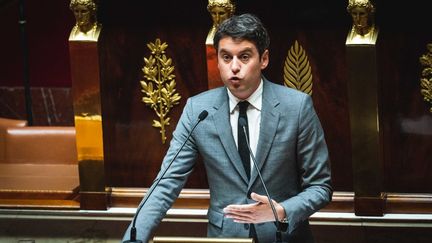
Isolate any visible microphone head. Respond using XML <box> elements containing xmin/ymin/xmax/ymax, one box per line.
<box><xmin>198</xmin><ymin>110</ymin><xmax>208</xmax><ymax>121</ymax></box>
<box><xmin>238</xmin><ymin>117</ymin><xmax>247</xmax><ymax>127</ymax></box>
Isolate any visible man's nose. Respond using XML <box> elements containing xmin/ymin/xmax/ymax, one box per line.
<box><xmin>230</xmin><ymin>57</ymin><xmax>241</xmax><ymax>73</ymax></box>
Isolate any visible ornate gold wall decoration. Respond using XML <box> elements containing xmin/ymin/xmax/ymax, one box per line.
<box><xmin>140</xmin><ymin>39</ymin><xmax>181</xmax><ymax>144</ymax></box>
<box><xmin>283</xmin><ymin>40</ymin><xmax>313</xmax><ymax>95</ymax></box>
<box><xmin>419</xmin><ymin>43</ymin><xmax>432</xmax><ymax>112</ymax></box>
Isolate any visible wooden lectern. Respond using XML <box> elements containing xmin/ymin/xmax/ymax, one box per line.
<box><xmin>153</xmin><ymin>236</ymin><xmax>254</xmax><ymax>243</ymax></box>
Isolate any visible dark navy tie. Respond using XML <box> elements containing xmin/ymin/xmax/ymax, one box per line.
<box><xmin>238</xmin><ymin>101</ymin><xmax>250</xmax><ymax>180</ymax></box>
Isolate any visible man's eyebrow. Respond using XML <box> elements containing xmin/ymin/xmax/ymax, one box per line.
<box><xmin>239</xmin><ymin>48</ymin><xmax>254</xmax><ymax>54</ymax></box>
<box><xmin>218</xmin><ymin>49</ymin><xmax>230</xmax><ymax>54</ymax></box>
<box><xmin>219</xmin><ymin>47</ymin><xmax>254</xmax><ymax>54</ymax></box>
<box><xmin>236</xmin><ymin>47</ymin><xmax>253</xmax><ymax>51</ymax></box>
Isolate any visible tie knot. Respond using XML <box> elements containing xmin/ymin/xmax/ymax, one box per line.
<box><xmin>238</xmin><ymin>101</ymin><xmax>249</xmax><ymax>114</ymax></box>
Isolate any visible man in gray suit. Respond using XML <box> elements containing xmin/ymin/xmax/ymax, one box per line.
<box><xmin>123</xmin><ymin>13</ymin><xmax>332</xmax><ymax>243</ymax></box>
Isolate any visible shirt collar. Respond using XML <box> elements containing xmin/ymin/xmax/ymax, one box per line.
<box><xmin>227</xmin><ymin>79</ymin><xmax>263</xmax><ymax>113</ymax></box>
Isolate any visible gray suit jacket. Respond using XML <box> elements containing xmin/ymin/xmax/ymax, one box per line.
<box><xmin>123</xmin><ymin>79</ymin><xmax>332</xmax><ymax>243</ymax></box>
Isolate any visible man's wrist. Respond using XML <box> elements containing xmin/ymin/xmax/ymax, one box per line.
<box><xmin>274</xmin><ymin>202</ymin><xmax>289</xmax><ymax>232</ymax></box>
<box><xmin>275</xmin><ymin>203</ymin><xmax>287</xmax><ymax>222</ymax></box>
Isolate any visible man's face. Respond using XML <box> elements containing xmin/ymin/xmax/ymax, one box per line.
<box><xmin>217</xmin><ymin>37</ymin><xmax>269</xmax><ymax>100</ymax></box>
<box><xmin>210</xmin><ymin>6</ymin><xmax>230</xmax><ymax>27</ymax></box>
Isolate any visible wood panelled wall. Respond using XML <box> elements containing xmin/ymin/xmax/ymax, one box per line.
<box><xmin>96</xmin><ymin>0</ymin><xmax>431</xmax><ymax>197</ymax></box>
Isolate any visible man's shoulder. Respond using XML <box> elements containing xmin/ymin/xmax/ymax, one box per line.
<box><xmin>264</xmin><ymin>80</ymin><xmax>308</xmax><ymax>100</ymax></box>
<box><xmin>190</xmin><ymin>86</ymin><xmax>226</xmax><ymax>101</ymax></box>
<box><xmin>181</xmin><ymin>86</ymin><xmax>227</xmax><ymax>114</ymax></box>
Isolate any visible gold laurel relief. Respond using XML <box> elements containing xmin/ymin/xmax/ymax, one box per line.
<box><xmin>283</xmin><ymin>40</ymin><xmax>313</xmax><ymax>95</ymax></box>
<box><xmin>419</xmin><ymin>43</ymin><xmax>432</xmax><ymax>113</ymax></box>
<box><xmin>140</xmin><ymin>38</ymin><xmax>181</xmax><ymax>144</ymax></box>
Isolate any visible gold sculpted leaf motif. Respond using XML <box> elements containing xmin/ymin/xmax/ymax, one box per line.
<box><xmin>283</xmin><ymin>40</ymin><xmax>313</xmax><ymax>95</ymax></box>
<box><xmin>419</xmin><ymin>43</ymin><xmax>432</xmax><ymax>112</ymax></box>
<box><xmin>140</xmin><ymin>38</ymin><xmax>181</xmax><ymax>143</ymax></box>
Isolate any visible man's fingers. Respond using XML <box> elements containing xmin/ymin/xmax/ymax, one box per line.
<box><xmin>223</xmin><ymin>203</ymin><xmax>258</xmax><ymax>212</ymax></box>
<box><xmin>250</xmin><ymin>192</ymin><xmax>268</xmax><ymax>204</ymax></box>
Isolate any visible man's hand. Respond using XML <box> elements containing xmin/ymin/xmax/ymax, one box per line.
<box><xmin>223</xmin><ymin>192</ymin><xmax>286</xmax><ymax>224</ymax></box>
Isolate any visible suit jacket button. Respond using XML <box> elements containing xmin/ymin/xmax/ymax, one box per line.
<box><xmin>244</xmin><ymin>224</ymin><xmax>249</xmax><ymax>230</ymax></box>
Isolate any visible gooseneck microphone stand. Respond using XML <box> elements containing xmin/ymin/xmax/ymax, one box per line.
<box><xmin>124</xmin><ymin>110</ymin><xmax>208</xmax><ymax>243</ymax></box>
<box><xmin>239</xmin><ymin>117</ymin><xmax>288</xmax><ymax>243</ymax></box>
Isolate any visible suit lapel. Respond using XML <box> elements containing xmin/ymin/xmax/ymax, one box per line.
<box><xmin>212</xmin><ymin>90</ymin><xmax>250</xmax><ymax>184</ymax></box>
<box><xmin>249</xmin><ymin>80</ymin><xmax>280</xmax><ymax>189</ymax></box>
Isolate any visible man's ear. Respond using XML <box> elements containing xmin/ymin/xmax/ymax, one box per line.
<box><xmin>260</xmin><ymin>49</ymin><xmax>269</xmax><ymax>70</ymax></box>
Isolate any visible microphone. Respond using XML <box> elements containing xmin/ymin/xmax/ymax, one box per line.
<box><xmin>124</xmin><ymin>110</ymin><xmax>209</xmax><ymax>243</ymax></box>
<box><xmin>239</xmin><ymin>117</ymin><xmax>288</xmax><ymax>243</ymax></box>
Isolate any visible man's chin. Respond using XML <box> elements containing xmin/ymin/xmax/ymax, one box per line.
<box><xmin>232</xmin><ymin>83</ymin><xmax>241</xmax><ymax>89</ymax></box>
<box><xmin>230</xmin><ymin>89</ymin><xmax>250</xmax><ymax>100</ymax></box>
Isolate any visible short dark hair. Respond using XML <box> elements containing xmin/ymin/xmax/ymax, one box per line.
<box><xmin>213</xmin><ymin>13</ymin><xmax>270</xmax><ymax>57</ymax></box>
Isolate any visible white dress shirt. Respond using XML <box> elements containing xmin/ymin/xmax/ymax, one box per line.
<box><xmin>227</xmin><ymin>80</ymin><xmax>263</xmax><ymax>177</ymax></box>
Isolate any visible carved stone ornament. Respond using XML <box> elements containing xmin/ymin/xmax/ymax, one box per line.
<box><xmin>283</xmin><ymin>40</ymin><xmax>313</xmax><ymax>95</ymax></box>
<box><xmin>419</xmin><ymin>43</ymin><xmax>432</xmax><ymax>113</ymax></box>
<box><xmin>140</xmin><ymin>39</ymin><xmax>181</xmax><ymax>144</ymax></box>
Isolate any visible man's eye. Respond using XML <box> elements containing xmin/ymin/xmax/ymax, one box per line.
<box><xmin>222</xmin><ymin>55</ymin><xmax>232</xmax><ymax>61</ymax></box>
<box><xmin>240</xmin><ymin>55</ymin><xmax>250</xmax><ymax>61</ymax></box>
